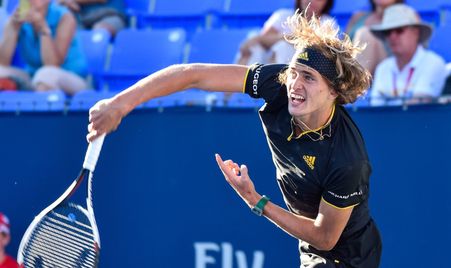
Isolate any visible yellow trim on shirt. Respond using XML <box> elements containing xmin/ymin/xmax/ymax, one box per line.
<box><xmin>321</xmin><ymin>197</ymin><xmax>359</xmax><ymax>210</ymax></box>
<box><xmin>242</xmin><ymin>67</ymin><xmax>251</xmax><ymax>93</ymax></box>
<box><xmin>287</xmin><ymin>105</ymin><xmax>336</xmax><ymax>141</ymax></box>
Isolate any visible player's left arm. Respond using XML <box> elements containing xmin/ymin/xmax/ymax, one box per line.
<box><xmin>264</xmin><ymin>197</ymin><xmax>353</xmax><ymax>251</ymax></box>
<box><xmin>215</xmin><ymin>154</ymin><xmax>353</xmax><ymax>251</ymax></box>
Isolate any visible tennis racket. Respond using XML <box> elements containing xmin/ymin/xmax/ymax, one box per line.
<box><xmin>17</xmin><ymin>135</ymin><xmax>106</xmax><ymax>268</ymax></box>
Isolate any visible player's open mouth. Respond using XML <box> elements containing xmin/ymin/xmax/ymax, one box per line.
<box><xmin>290</xmin><ymin>92</ymin><xmax>305</xmax><ymax>104</ymax></box>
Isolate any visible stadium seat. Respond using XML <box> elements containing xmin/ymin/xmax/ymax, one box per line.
<box><xmin>132</xmin><ymin>0</ymin><xmax>225</xmax><ymax>33</ymax></box>
<box><xmin>330</xmin><ymin>0</ymin><xmax>368</xmax><ymax>31</ymax></box>
<box><xmin>70</xmin><ymin>90</ymin><xmax>187</xmax><ymax>111</ymax></box>
<box><xmin>225</xmin><ymin>93</ymin><xmax>264</xmax><ymax>108</ymax></box>
<box><xmin>187</xmin><ymin>29</ymin><xmax>252</xmax><ymax>64</ymax></box>
<box><xmin>100</xmin><ymin>29</ymin><xmax>186</xmax><ymax>91</ymax></box>
<box><xmin>5</xmin><ymin>0</ymin><xmax>18</xmax><ymax>14</ymax></box>
<box><xmin>0</xmin><ymin>90</ymin><xmax>66</xmax><ymax>112</ymax></box>
<box><xmin>443</xmin><ymin>5</ymin><xmax>451</xmax><ymax>26</ymax></box>
<box><xmin>428</xmin><ymin>24</ymin><xmax>451</xmax><ymax>62</ymax></box>
<box><xmin>124</xmin><ymin>0</ymin><xmax>152</xmax><ymax>13</ymax></box>
<box><xmin>78</xmin><ymin>29</ymin><xmax>111</xmax><ymax>89</ymax></box>
<box><xmin>405</xmin><ymin>0</ymin><xmax>441</xmax><ymax>25</ymax></box>
<box><xmin>165</xmin><ymin>90</ymin><xmax>224</xmax><ymax>107</ymax></box>
<box><xmin>69</xmin><ymin>90</ymin><xmax>119</xmax><ymax>111</ymax></box>
<box><xmin>216</xmin><ymin>0</ymin><xmax>290</xmax><ymax>28</ymax></box>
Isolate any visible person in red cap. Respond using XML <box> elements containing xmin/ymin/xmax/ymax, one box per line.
<box><xmin>0</xmin><ymin>213</ymin><xmax>18</xmax><ymax>268</ymax></box>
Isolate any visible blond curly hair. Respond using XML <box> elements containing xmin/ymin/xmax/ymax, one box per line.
<box><xmin>278</xmin><ymin>11</ymin><xmax>371</xmax><ymax>105</ymax></box>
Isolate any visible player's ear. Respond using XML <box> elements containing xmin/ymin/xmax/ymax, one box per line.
<box><xmin>329</xmin><ymin>86</ymin><xmax>338</xmax><ymax>98</ymax></box>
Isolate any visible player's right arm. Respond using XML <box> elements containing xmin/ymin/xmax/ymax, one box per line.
<box><xmin>87</xmin><ymin>63</ymin><xmax>248</xmax><ymax>141</ymax></box>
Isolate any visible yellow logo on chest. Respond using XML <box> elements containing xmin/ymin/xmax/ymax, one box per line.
<box><xmin>303</xmin><ymin>155</ymin><xmax>316</xmax><ymax>170</ymax></box>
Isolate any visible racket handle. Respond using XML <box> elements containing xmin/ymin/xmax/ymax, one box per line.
<box><xmin>83</xmin><ymin>134</ymin><xmax>106</xmax><ymax>172</ymax></box>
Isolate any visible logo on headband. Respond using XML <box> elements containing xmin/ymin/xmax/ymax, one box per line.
<box><xmin>298</xmin><ymin>52</ymin><xmax>309</xmax><ymax>61</ymax></box>
<box><xmin>295</xmin><ymin>47</ymin><xmax>338</xmax><ymax>83</ymax></box>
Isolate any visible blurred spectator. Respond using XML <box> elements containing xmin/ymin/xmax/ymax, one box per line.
<box><xmin>369</xmin><ymin>4</ymin><xmax>446</xmax><ymax>106</ymax></box>
<box><xmin>236</xmin><ymin>0</ymin><xmax>336</xmax><ymax>65</ymax></box>
<box><xmin>442</xmin><ymin>63</ymin><xmax>451</xmax><ymax>95</ymax></box>
<box><xmin>0</xmin><ymin>0</ymin><xmax>88</xmax><ymax>95</ymax></box>
<box><xmin>346</xmin><ymin>0</ymin><xmax>404</xmax><ymax>75</ymax></box>
<box><xmin>58</xmin><ymin>0</ymin><xmax>126</xmax><ymax>37</ymax></box>
<box><xmin>0</xmin><ymin>213</ymin><xmax>18</xmax><ymax>268</ymax></box>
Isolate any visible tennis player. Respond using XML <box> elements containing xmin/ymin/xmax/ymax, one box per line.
<box><xmin>87</xmin><ymin>12</ymin><xmax>382</xmax><ymax>268</ymax></box>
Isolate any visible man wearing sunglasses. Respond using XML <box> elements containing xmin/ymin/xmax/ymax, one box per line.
<box><xmin>369</xmin><ymin>4</ymin><xmax>446</xmax><ymax>106</ymax></box>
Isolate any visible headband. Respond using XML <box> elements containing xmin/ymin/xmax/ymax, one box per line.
<box><xmin>293</xmin><ymin>47</ymin><xmax>338</xmax><ymax>83</ymax></box>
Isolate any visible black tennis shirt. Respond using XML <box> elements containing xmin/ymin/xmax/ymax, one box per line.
<box><xmin>243</xmin><ymin>64</ymin><xmax>382</xmax><ymax>268</ymax></box>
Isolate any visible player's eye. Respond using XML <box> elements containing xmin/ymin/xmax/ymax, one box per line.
<box><xmin>288</xmin><ymin>69</ymin><xmax>299</xmax><ymax>79</ymax></box>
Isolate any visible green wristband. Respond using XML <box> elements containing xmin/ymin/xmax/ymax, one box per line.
<box><xmin>251</xmin><ymin>195</ymin><xmax>270</xmax><ymax>216</ymax></box>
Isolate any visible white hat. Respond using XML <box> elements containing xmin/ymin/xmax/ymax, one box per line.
<box><xmin>0</xmin><ymin>212</ymin><xmax>10</xmax><ymax>235</ymax></box>
<box><xmin>370</xmin><ymin>4</ymin><xmax>432</xmax><ymax>43</ymax></box>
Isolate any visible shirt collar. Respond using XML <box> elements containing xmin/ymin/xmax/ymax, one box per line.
<box><xmin>394</xmin><ymin>45</ymin><xmax>425</xmax><ymax>73</ymax></box>
<box><xmin>287</xmin><ymin>105</ymin><xmax>336</xmax><ymax>141</ymax></box>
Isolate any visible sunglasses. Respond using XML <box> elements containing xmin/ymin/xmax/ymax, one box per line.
<box><xmin>383</xmin><ymin>26</ymin><xmax>410</xmax><ymax>37</ymax></box>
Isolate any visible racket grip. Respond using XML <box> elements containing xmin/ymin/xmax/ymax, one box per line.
<box><xmin>83</xmin><ymin>134</ymin><xmax>106</xmax><ymax>171</ymax></box>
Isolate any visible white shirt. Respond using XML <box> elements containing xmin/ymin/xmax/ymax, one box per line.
<box><xmin>371</xmin><ymin>45</ymin><xmax>447</xmax><ymax>106</ymax></box>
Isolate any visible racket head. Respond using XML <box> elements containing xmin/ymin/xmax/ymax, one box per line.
<box><xmin>17</xmin><ymin>202</ymin><xmax>100</xmax><ymax>267</ymax></box>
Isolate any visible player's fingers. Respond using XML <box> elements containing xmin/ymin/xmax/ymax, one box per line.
<box><xmin>86</xmin><ymin>130</ymin><xmax>98</xmax><ymax>142</ymax></box>
<box><xmin>240</xmin><ymin>165</ymin><xmax>249</xmax><ymax>178</ymax></box>
<box><xmin>215</xmin><ymin>154</ymin><xmax>234</xmax><ymax>177</ymax></box>
<box><xmin>215</xmin><ymin>154</ymin><xmax>228</xmax><ymax>171</ymax></box>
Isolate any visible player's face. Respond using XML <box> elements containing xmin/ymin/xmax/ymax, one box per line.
<box><xmin>286</xmin><ymin>64</ymin><xmax>336</xmax><ymax>123</ymax></box>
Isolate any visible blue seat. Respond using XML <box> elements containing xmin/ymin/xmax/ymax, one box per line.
<box><xmin>5</xmin><ymin>0</ymin><xmax>18</xmax><ymax>14</ymax></box>
<box><xmin>133</xmin><ymin>0</ymin><xmax>224</xmax><ymax>33</ymax></box>
<box><xmin>405</xmin><ymin>0</ymin><xmax>441</xmax><ymax>25</ymax></box>
<box><xmin>429</xmin><ymin>24</ymin><xmax>451</xmax><ymax>62</ymax></box>
<box><xmin>69</xmin><ymin>90</ymin><xmax>119</xmax><ymax>111</ymax></box>
<box><xmin>225</xmin><ymin>93</ymin><xmax>264</xmax><ymax>108</ymax></box>
<box><xmin>0</xmin><ymin>90</ymin><xmax>66</xmax><ymax>112</ymax></box>
<box><xmin>140</xmin><ymin>90</ymin><xmax>224</xmax><ymax>110</ymax></box>
<box><xmin>167</xmin><ymin>90</ymin><xmax>224</xmax><ymax>106</ymax></box>
<box><xmin>77</xmin><ymin>29</ymin><xmax>111</xmax><ymax>89</ymax></box>
<box><xmin>124</xmin><ymin>0</ymin><xmax>151</xmax><ymax>13</ymax></box>
<box><xmin>100</xmin><ymin>29</ymin><xmax>186</xmax><ymax>91</ymax></box>
<box><xmin>188</xmin><ymin>29</ymin><xmax>252</xmax><ymax>64</ymax></box>
<box><xmin>443</xmin><ymin>4</ymin><xmax>451</xmax><ymax>26</ymax></box>
<box><xmin>216</xmin><ymin>0</ymin><xmax>288</xmax><ymax>28</ymax></box>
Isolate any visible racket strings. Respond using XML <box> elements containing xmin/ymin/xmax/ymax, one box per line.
<box><xmin>21</xmin><ymin>204</ymin><xmax>99</xmax><ymax>268</ymax></box>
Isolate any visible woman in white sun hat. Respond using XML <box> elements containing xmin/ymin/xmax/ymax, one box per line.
<box><xmin>369</xmin><ymin>3</ymin><xmax>447</xmax><ymax>106</ymax></box>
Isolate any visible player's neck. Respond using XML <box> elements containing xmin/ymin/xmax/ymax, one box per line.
<box><xmin>293</xmin><ymin>105</ymin><xmax>335</xmax><ymax>134</ymax></box>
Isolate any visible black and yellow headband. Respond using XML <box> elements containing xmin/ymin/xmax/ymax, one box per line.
<box><xmin>292</xmin><ymin>47</ymin><xmax>338</xmax><ymax>83</ymax></box>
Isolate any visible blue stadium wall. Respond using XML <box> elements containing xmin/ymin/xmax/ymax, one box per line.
<box><xmin>1</xmin><ymin>104</ymin><xmax>451</xmax><ymax>268</ymax></box>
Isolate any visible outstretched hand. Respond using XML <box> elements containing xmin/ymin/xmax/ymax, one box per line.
<box><xmin>215</xmin><ymin>154</ymin><xmax>260</xmax><ymax>207</ymax></box>
<box><xmin>87</xmin><ymin>98</ymin><xmax>126</xmax><ymax>142</ymax></box>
